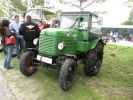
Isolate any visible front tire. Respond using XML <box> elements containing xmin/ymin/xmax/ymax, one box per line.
<box><xmin>59</xmin><ymin>58</ymin><xmax>76</xmax><ymax>91</ymax></box>
<box><xmin>84</xmin><ymin>42</ymin><xmax>104</xmax><ymax>76</ymax></box>
<box><xmin>20</xmin><ymin>51</ymin><xmax>37</xmax><ymax>76</ymax></box>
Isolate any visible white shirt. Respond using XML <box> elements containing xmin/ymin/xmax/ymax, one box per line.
<box><xmin>9</xmin><ymin>21</ymin><xmax>21</xmax><ymax>34</ymax></box>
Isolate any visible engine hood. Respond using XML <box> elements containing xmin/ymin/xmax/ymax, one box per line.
<box><xmin>40</xmin><ymin>28</ymin><xmax>86</xmax><ymax>41</ymax></box>
<box><xmin>40</xmin><ymin>28</ymin><xmax>73</xmax><ymax>36</ymax></box>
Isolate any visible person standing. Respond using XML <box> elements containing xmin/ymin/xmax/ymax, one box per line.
<box><xmin>9</xmin><ymin>15</ymin><xmax>24</xmax><ymax>58</ymax></box>
<box><xmin>0</xmin><ymin>20</ymin><xmax>16</xmax><ymax>69</ymax></box>
<box><xmin>19</xmin><ymin>15</ymin><xmax>40</xmax><ymax>49</ymax></box>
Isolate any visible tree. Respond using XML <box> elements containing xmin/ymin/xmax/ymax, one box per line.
<box><xmin>123</xmin><ymin>0</ymin><xmax>133</xmax><ymax>25</ymax></box>
<box><xmin>34</xmin><ymin>0</ymin><xmax>44</xmax><ymax>6</ymax></box>
<box><xmin>123</xmin><ymin>10</ymin><xmax>133</xmax><ymax>25</ymax></box>
<box><xmin>0</xmin><ymin>0</ymin><xmax>4</xmax><ymax>17</ymax></box>
<box><xmin>11</xmin><ymin>0</ymin><xmax>27</xmax><ymax>12</ymax></box>
<box><xmin>0</xmin><ymin>0</ymin><xmax>27</xmax><ymax>17</ymax></box>
<box><xmin>0</xmin><ymin>9</ymin><xmax>4</xmax><ymax>17</ymax></box>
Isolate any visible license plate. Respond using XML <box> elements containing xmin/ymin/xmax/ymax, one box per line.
<box><xmin>37</xmin><ymin>55</ymin><xmax>52</xmax><ymax>64</ymax></box>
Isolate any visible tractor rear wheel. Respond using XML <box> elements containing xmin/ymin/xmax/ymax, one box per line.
<box><xmin>59</xmin><ymin>58</ymin><xmax>76</xmax><ymax>91</ymax></box>
<box><xmin>20</xmin><ymin>51</ymin><xmax>37</xmax><ymax>76</ymax></box>
<box><xmin>84</xmin><ymin>42</ymin><xmax>104</xmax><ymax>76</ymax></box>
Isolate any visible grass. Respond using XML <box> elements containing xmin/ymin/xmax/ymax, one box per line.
<box><xmin>0</xmin><ymin>45</ymin><xmax>133</xmax><ymax>100</ymax></box>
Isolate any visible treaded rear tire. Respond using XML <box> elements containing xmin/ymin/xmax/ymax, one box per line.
<box><xmin>84</xmin><ymin>42</ymin><xmax>104</xmax><ymax>76</ymax></box>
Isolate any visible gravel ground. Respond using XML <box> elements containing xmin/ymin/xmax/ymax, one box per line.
<box><xmin>0</xmin><ymin>70</ymin><xmax>17</xmax><ymax>100</ymax></box>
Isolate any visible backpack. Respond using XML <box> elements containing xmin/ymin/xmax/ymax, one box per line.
<box><xmin>4</xmin><ymin>35</ymin><xmax>16</xmax><ymax>45</ymax></box>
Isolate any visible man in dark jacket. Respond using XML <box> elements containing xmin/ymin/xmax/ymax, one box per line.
<box><xmin>19</xmin><ymin>15</ymin><xmax>40</xmax><ymax>49</ymax></box>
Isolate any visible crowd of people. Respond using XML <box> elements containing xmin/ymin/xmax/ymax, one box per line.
<box><xmin>0</xmin><ymin>13</ymin><xmax>63</xmax><ymax>70</ymax></box>
<box><xmin>0</xmin><ymin>15</ymin><xmax>47</xmax><ymax>70</ymax></box>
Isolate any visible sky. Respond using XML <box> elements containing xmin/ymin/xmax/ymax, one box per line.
<box><xmin>48</xmin><ymin>0</ymin><xmax>131</xmax><ymax>26</ymax></box>
<box><xmin>94</xmin><ymin>0</ymin><xmax>131</xmax><ymax>26</ymax></box>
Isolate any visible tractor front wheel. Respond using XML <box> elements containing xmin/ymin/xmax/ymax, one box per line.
<box><xmin>20</xmin><ymin>51</ymin><xmax>37</xmax><ymax>76</ymax></box>
<box><xmin>59</xmin><ymin>58</ymin><xmax>76</xmax><ymax>91</ymax></box>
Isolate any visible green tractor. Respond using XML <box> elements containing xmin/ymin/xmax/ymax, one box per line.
<box><xmin>20</xmin><ymin>11</ymin><xmax>105</xmax><ymax>91</ymax></box>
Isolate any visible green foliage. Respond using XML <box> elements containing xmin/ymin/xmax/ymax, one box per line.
<box><xmin>123</xmin><ymin>21</ymin><xmax>133</xmax><ymax>25</ymax></box>
<box><xmin>128</xmin><ymin>0</ymin><xmax>133</xmax><ymax>2</ymax></box>
<box><xmin>123</xmin><ymin>10</ymin><xmax>133</xmax><ymax>25</ymax></box>
<box><xmin>123</xmin><ymin>0</ymin><xmax>133</xmax><ymax>25</ymax></box>
<box><xmin>96</xmin><ymin>0</ymin><xmax>106</xmax><ymax>3</ymax></box>
<box><xmin>34</xmin><ymin>0</ymin><xmax>44</xmax><ymax>6</ymax></box>
<box><xmin>0</xmin><ymin>10</ymin><xmax>4</xmax><ymax>17</ymax></box>
<box><xmin>0</xmin><ymin>0</ymin><xmax>6</xmax><ymax>16</ymax></box>
<box><xmin>58</xmin><ymin>0</ymin><xmax>64</xmax><ymax>3</ymax></box>
<box><xmin>11</xmin><ymin>0</ymin><xmax>27</xmax><ymax>12</ymax></box>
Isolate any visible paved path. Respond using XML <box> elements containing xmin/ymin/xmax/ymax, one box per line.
<box><xmin>0</xmin><ymin>60</ymin><xmax>17</xmax><ymax>100</ymax></box>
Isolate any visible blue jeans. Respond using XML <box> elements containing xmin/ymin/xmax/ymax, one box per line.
<box><xmin>15</xmin><ymin>35</ymin><xmax>25</xmax><ymax>57</ymax></box>
<box><xmin>4</xmin><ymin>45</ymin><xmax>14</xmax><ymax>68</ymax></box>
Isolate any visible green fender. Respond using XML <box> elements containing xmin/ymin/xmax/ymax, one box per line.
<box><xmin>76</xmin><ymin>38</ymin><xmax>103</xmax><ymax>53</ymax></box>
<box><xmin>90</xmin><ymin>39</ymin><xmax>103</xmax><ymax>50</ymax></box>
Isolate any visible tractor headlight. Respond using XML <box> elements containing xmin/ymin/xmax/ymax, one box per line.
<box><xmin>58</xmin><ymin>42</ymin><xmax>64</xmax><ymax>50</ymax></box>
<box><xmin>33</xmin><ymin>38</ymin><xmax>39</xmax><ymax>45</ymax></box>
